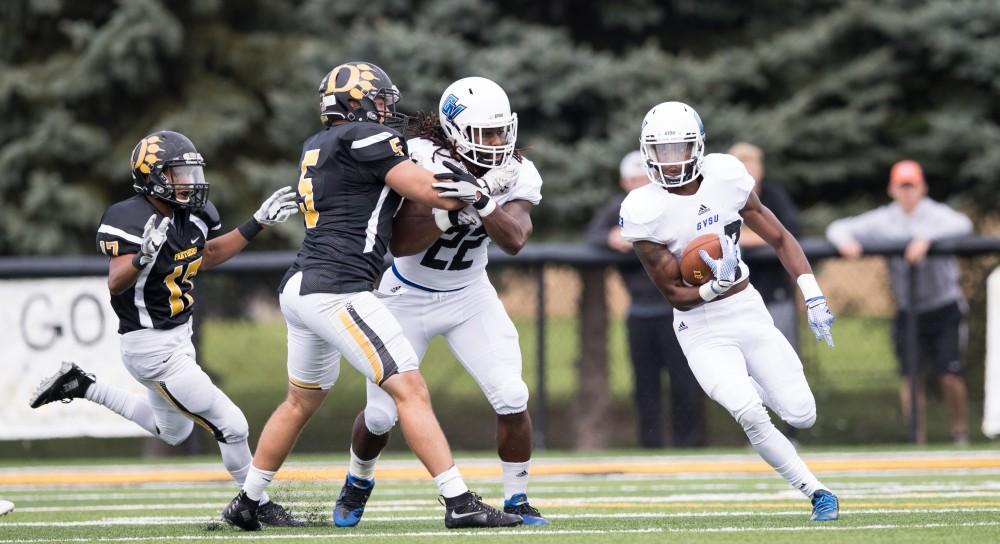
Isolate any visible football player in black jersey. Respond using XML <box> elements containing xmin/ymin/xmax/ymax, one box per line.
<box><xmin>223</xmin><ymin>62</ymin><xmax>523</xmax><ymax>530</ymax></box>
<box><xmin>29</xmin><ymin>130</ymin><xmax>303</xmax><ymax>527</ymax></box>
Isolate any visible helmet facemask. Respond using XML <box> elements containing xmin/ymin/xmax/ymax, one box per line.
<box><xmin>641</xmin><ymin>138</ymin><xmax>704</xmax><ymax>188</ymax></box>
<box><xmin>449</xmin><ymin>115</ymin><xmax>518</xmax><ymax>168</ymax></box>
<box><xmin>154</xmin><ymin>160</ymin><xmax>209</xmax><ymax>209</ymax></box>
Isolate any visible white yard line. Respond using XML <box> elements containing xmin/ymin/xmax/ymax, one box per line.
<box><xmin>13</xmin><ymin>488</ymin><xmax>1000</xmax><ymax>513</ymax></box>
<box><xmin>5</xmin><ymin>508</ymin><xmax>1000</xmax><ymax>528</ymax></box>
<box><xmin>3</xmin><ymin>522</ymin><xmax>1000</xmax><ymax>543</ymax></box>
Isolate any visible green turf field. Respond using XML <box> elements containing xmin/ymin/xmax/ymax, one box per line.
<box><xmin>2</xmin><ymin>448</ymin><xmax>999</xmax><ymax>543</ymax></box>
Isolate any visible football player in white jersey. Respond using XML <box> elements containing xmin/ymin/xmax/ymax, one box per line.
<box><xmin>619</xmin><ymin>102</ymin><xmax>839</xmax><ymax>521</ymax></box>
<box><xmin>332</xmin><ymin>76</ymin><xmax>548</xmax><ymax>527</ymax></box>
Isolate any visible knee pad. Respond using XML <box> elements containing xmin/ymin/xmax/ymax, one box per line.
<box><xmin>217</xmin><ymin>409</ymin><xmax>250</xmax><ymax>444</ymax></box>
<box><xmin>491</xmin><ymin>378</ymin><xmax>529</xmax><ymax>415</ymax></box>
<box><xmin>782</xmin><ymin>399</ymin><xmax>817</xmax><ymax>429</ymax></box>
<box><xmin>364</xmin><ymin>401</ymin><xmax>398</xmax><ymax>436</ymax></box>
<box><xmin>734</xmin><ymin>402</ymin><xmax>776</xmax><ymax>446</ymax></box>
<box><xmin>157</xmin><ymin>419</ymin><xmax>194</xmax><ymax>446</ymax></box>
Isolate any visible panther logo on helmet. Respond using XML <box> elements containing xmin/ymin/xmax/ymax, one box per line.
<box><xmin>132</xmin><ymin>135</ymin><xmax>163</xmax><ymax>175</ymax></box>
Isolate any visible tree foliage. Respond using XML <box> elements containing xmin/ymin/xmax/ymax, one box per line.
<box><xmin>1</xmin><ymin>0</ymin><xmax>998</xmax><ymax>255</ymax></box>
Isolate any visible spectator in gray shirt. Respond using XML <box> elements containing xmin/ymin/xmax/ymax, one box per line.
<box><xmin>586</xmin><ymin>150</ymin><xmax>705</xmax><ymax>448</ymax></box>
<box><xmin>826</xmin><ymin>160</ymin><xmax>973</xmax><ymax>445</ymax></box>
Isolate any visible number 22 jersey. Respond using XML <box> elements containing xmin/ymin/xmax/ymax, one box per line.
<box><xmin>390</xmin><ymin>137</ymin><xmax>543</xmax><ymax>292</ymax></box>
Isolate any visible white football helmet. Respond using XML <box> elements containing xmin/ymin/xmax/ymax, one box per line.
<box><xmin>439</xmin><ymin>77</ymin><xmax>518</xmax><ymax>168</ymax></box>
<box><xmin>639</xmin><ymin>101</ymin><xmax>706</xmax><ymax>187</ymax></box>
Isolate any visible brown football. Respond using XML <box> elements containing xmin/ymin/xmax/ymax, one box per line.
<box><xmin>680</xmin><ymin>233</ymin><xmax>722</xmax><ymax>285</ymax></box>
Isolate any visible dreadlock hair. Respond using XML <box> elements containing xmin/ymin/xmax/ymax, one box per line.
<box><xmin>407</xmin><ymin>111</ymin><xmax>524</xmax><ymax>176</ymax></box>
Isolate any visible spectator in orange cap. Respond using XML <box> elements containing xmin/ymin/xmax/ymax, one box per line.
<box><xmin>826</xmin><ymin>160</ymin><xmax>973</xmax><ymax>445</ymax></box>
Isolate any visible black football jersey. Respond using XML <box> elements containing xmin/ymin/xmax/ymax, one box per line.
<box><xmin>96</xmin><ymin>195</ymin><xmax>222</xmax><ymax>334</ymax></box>
<box><xmin>280</xmin><ymin>122</ymin><xmax>408</xmax><ymax>295</ymax></box>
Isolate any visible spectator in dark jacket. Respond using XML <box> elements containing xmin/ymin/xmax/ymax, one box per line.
<box><xmin>585</xmin><ymin>150</ymin><xmax>705</xmax><ymax>448</ymax></box>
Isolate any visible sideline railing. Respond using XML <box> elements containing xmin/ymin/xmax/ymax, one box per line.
<box><xmin>2</xmin><ymin>236</ymin><xmax>998</xmax><ymax>447</ymax></box>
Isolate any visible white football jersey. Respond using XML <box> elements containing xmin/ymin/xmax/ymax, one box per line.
<box><xmin>620</xmin><ymin>153</ymin><xmax>756</xmax><ymax>279</ymax></box>
<box><xmin>391</xmin><ymin>137</ymin><xmax>543</xmax><ymax>291</ymax></box>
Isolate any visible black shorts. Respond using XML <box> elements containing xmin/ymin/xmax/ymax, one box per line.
<box><xmin>892</xmin><ymin>301</ymin><xmax>966</xmax><ymax>377</ymax></box>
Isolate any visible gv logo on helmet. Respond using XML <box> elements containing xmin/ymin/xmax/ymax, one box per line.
<box><xmin>441</xmin><ymin>94</ymin><xmax>466</xmax><ymax>121</ymax></box>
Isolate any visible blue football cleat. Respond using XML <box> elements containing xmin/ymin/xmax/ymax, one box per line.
<box><xmin>810</xmin><ymin>489</ymin><xmax>839</xmax><ymax>521</ymax></box>
<box><xmin>333</xmin><ymin>474</ymin><xmax>374</xmax><ymax>527</ymax></box>
<box><xmin>503</xmin><ymin>493</ymin><xmax>549</xmax><ymax>526</ymax></box>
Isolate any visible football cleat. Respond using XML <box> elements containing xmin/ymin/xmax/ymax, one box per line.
<box><xmin>810</xmin><ymin>489</ymin><xmax>840</xmax><ymax>521</ymax></box>
<box><xmin>333</xmin><ymin>474</ymin><xmax>374</xmax><ymax>527</ymax></box>
<box><xmin>503</xmin><ymin>493</ymin><xmax>549</xmax><ymax>526</ymax></box>
<box><xmin>258</xmin><ymin>500</ymin><xmax>305</xmax><ymax>527</ymax></box>
<box><xmin>29</xmin><ymin>362</ymin><xmax>95</xmax><ymax>409</ymax></box>
<box><xmin>0</xmin><ymin>499</ymin><xmax>14</xmax><ymax>517</ymax></box>
<box><xmin>222</xmin><ymin>490</ymin><xmax>261</xmax><ymax>531</ymax></box>
<box><xmin>443</xmin><ymin>491</ymin><xmax>523</xmax><ymax>529</ymax></box>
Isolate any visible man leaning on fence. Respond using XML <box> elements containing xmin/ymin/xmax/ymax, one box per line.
<box><xmin>825</xmin><ymin>160</ymin><xmax>974</xmax><ymax>445</ymax></box>
<box><xmin>585</xmin><ymin>150</ymin><xmax>705</xmax><ymax>448</ymax></box>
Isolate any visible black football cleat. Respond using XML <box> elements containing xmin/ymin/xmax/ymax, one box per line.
<box><xmin>29</xmin><ymin>362</ymin><xmax>95</xmax><ymax>409</ymax></box>
<box><xmin>222</xmin><ymin>491</ymin><xmax>261</xmax><ymax>531</ymax></box>
<box><xmin>258</xmin><ymin>500</ymin><xmax>305</xmax><ymax>527</ymax></box>
<box><xmin>443</xmin><ymin>491</ymin><xmax>523</xmax><ymax>529</ymax></box>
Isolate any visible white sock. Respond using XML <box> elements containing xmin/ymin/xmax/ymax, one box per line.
<box><xmin>349</xmin><ymin>448</ymin><xmax>379</xmax><ymax>482</ymax></box>
<box><xmin>501</xmin><ymin>460</ymin><xmax>530</xmax><ymax>500</ymax></box>
<box><xmin>242</xmin><ymin>464</ymin><xmax>276</xmax><ymax>502</ymax></box>
<box><xmin>84</xmin><ymin>381</ymin><xmax>157</xmax><ymax>436</ymax></box>
<box><xmin>433</xmin><ymin>465</ymin><xmax>469</xmax><ymax>499</ymax></box>
<box><xmin>218</xmin><ymin>440</ymin><xmax>269</xmax><ymax>504</ymax></box>
<box><xmin>750</xmin><ymin>426</ymin><xmax>825</xmax><ymax>497</ymax></box>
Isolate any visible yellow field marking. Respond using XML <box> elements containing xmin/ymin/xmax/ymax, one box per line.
<box><xmin>5</xmin><ymin>456</ymin><xmax>1000</xmax><ymax>486</ymax></box>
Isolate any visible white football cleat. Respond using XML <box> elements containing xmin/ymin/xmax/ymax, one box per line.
<box><xmin>0</xmin><ymin>500</ymin><xmax>14</xmax><ymax>517</ymax></box>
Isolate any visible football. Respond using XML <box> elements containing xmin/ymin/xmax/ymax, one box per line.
<box><xmin>680</xmin><ymin>233</ymin><xmax>722</xmax><ymax>285</ymax></box>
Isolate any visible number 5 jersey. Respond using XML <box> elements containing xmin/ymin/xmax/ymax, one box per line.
<box><xmin>96</xmin><ymin>195</ymin><xmax>222</xmax><ymax>333</ymax></box>
<box><xmin>390</xmin><ymin>137</ymin><xmax>543</xmax><ymax>292</ymax></box>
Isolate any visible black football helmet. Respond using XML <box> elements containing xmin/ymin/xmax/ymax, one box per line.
<box><xmin>318</xmin><ymin>61</ymin><xmax>408</xmax><ymax>132</ymax></box>
<box><xmin>130</xmin><ymin>131</ymin><xmax>209</xmax><ymax>209</ymax></box>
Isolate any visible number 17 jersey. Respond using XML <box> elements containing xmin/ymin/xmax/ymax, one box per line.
<box><xmin>390</xmin><ymin>138</ymin><xmax>543</xmax><ymax>292</ymax></box>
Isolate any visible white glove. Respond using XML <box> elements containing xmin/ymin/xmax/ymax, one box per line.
<box><xmin>433</xmin><ymin>162</ymin><xmax>497</xmax><ymax>216</ymax></box>
<box><xmin>699</xmin><ymin>233</ymin><xmax>741</xmax><ymax>296</ymax></box>
<box><xmin>481</xmin><ymin>162</ymin><xmax>519</xmax><ymax>195</ymax></box>
<box><xmin>134</xmin><ymin>215</ymin><xmax>170</xmax><ymax>268</ymax></box>
<box><xmin>806</xmin><ymin>297</ymin><xmax>836</xmax><ymax>347</ymax></box>
<box><xmin>433</xmin><ymin>207</ymin><xmax>483</xmax><ymax>232</ymax></box>
<box><xmin>253</xmin><ymin>186</ymin><xmax>300</xmax><ymax>226</ymax></box>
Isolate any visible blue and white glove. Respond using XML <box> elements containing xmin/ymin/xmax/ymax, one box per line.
<box><xmin>798</xmin><ymin>274</ymin><xmax>835</xmax><ymax>348</ymax></box>
<box><xmin>132</xmin><ymin>215</ymin><xmax>170</xmax><ymax>268</ymax></box>
<box><xmin>698</xmin><ymin>234</ymin><xmax>740</xmax><ymax>300</ymax></box>
<box><xmin>433</xmin><ymin>206</ymin><xmax>483</xmax><ymax>232</ymax></box>
<box><xmin>806</xmin><ymin>297</ymin><xmax>836</xmax><ymax>347</ymax></box>
<box><xmin>481</xmin><ymin>162</ymin><xmax>519</xmax><ymax>195</ymax></box>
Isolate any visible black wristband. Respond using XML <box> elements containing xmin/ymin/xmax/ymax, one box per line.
<box><xmin>131</xmin><ymin>253</ymin><xmax>145</xmax><ymax>269</ymax></box>
<box><xmin>238</xmin><ymin>217</ymin><xmax>264</xmax><ymax>241</ymax></box>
